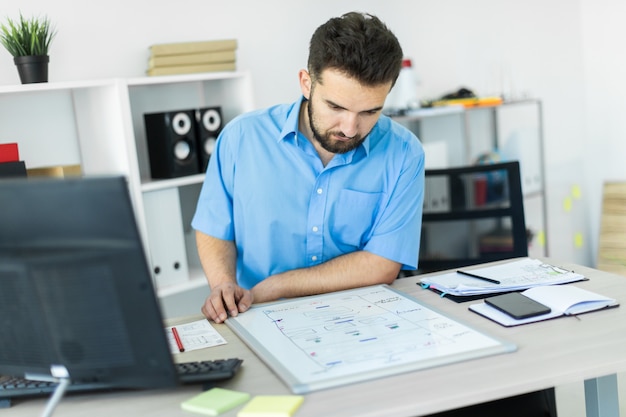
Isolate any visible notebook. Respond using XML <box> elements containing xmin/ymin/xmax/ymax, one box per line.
<box><xmin>469</xmin><ymin>285</ymin><xmax>619</xmax><ymax>327</ymax></box>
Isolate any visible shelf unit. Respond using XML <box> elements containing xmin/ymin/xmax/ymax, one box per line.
<box><xmin>0</xmin><ymin>71</ymin><xmax>255</xmax><ymax>298</ymax></box>
<box><xmin>418</xmin><ymin>162</ymin><xmax>529</xmax><ymax>273</ymax></box>
<box><xmin>393</xmin><ymin>100</ymin><xmax>548</xmax><ymax>258</ymax></box>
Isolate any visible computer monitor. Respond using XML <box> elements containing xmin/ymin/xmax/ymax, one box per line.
<box><xmin>0</xmin><ymin>176</ymin><xmax>179</xmax><ymax>390</ymax></box>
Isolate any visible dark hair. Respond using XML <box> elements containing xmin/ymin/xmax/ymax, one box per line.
<box><xmin>307</xmin><ymin>12</ymin><xmax>403</xmax><ymax>87</ymax></box>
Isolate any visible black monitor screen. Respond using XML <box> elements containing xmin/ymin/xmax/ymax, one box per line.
<box><xmin>0</xmin><ymin>176</ymin><xmax>178</xmax><ymax>389</ymax></box>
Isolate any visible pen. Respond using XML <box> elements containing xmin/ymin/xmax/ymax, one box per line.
<box><xmin>172</xmin><ymin>327</ymin><xmax>185</xmax><ymax>353</ymax></box>
<box><xmin>456</xmin><ymin>270</ymin><xmax>501</xmax><ymax>285</ymax></box>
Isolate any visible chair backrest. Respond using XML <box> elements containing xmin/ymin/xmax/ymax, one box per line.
<box><xmin>416</xmin><ymin>160</ymin><xmax>528</xmax><ymax>274</ymax></box>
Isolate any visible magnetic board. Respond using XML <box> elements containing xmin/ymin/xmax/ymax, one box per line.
<box><xmin>227</xmin><ymin>285</ymin><xmax>516</xmax><ymax>394</ymax></box>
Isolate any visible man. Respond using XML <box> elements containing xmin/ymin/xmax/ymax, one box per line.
<box><xmin>191</xmin><ymin>12</ymin><xmax>425</xmax><ymax>324</ymax></box>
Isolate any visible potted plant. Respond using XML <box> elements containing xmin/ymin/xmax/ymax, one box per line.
<box><xmin>0</xmin><ymin>13</ymin><xmax>56</xmax><ymax>84</ymax></box>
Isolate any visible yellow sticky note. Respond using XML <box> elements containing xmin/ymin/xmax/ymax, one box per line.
<box><xmin>536</xmin><ymin>230</ymin><xmax>546</xmax><ymax>247</ymax></box>
<box><xmin>563</xmin><ymin>197</ymin><xmax>572</xmax><ymax>212</ymax></box>
<box><xmin>237</xmin><ymin>395</ymin><xmax>304</xmax><ymax>417</ymax></box>
<box><xmin>181</xmin><ymin>387</ymin><xmax>250</xmax><ymax>416</ymax></box>
<box><xmin>574</xmin><ymin>232</ymin><xmax>584</xmax><ymax>248</ymax></box>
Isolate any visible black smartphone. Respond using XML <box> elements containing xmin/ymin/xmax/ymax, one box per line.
<box><xmin>484</xmin><ymin>292</ymin><xmax>551</xmax><ymax>319</ymax></box>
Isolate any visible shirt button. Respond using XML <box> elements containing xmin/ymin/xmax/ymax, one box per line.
<box><xmin>316</xmin><ymin>188</ymin><xmax>323</xmax><ymax>194</ymax></box>
<box><xmin>311</xmin><ymin>255</ymin><xmax>318</xmax><ymax>261</ymax></box>
<box><xmin>312</xmin><ymin>226</ymin><xmax>319</xmax><ymax>232</ymax></box>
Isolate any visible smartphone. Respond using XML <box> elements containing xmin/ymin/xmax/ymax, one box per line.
<box><xmin>484</xmin><ymin>292</ymin><xmax>551</xmax><ymax>319</ymax></box>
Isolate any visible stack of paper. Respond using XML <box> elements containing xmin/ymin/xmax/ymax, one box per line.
<box><xmin>419</xmin><ymin>258</ymin><xmax>586</xmax><ymax>297</ymax></box>
<box><xmin>147</xmin><ymin>39</ymin><xmax>237</xmax><ymax>76</ymax></box>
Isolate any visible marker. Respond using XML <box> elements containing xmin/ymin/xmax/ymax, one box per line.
<box><xmin>172</xmin><ymin>327</ymin><xmax>185</xmax><ymax>352</ymax></box>
<box><xmin>456</xmin><ymin>270</ymin><xmax>501</xmax><ymax>285</ymax></box>
<box><xmin>359</xmin><ymin>337</ymin><xmax>377</xmax><ymax>342</ymax></box>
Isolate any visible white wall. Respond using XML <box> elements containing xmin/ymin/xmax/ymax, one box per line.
<box><xmin>580</xmin><ymin>0</ymin><xmax>626</xmax><ymax>265</ymax></box>
<box><xmin>2</xmin><ymin>0</ymin><xmax>616</xmax><ymax>267</ymax></box>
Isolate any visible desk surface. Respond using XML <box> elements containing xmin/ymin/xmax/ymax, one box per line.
<box><xmin>5</xmin><ymin>259</ymin><xmax>626</xmax><ymax>416</ymax></box>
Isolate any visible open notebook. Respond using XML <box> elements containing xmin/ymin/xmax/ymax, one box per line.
<box><xmin>469</xmin><ymin>285</ymin><xmax>619</xmax><ymax>327</ymax></box>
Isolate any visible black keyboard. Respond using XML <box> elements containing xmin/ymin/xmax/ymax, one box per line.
<box><xmin>0</xmin><ymin>358</ymin><xmax>243</xmax><ymax>405</ymax></box>
<box><xmin>176</xmin><ymin>358</ymin><xmax>243</xmax><ymax>384</ymax></box>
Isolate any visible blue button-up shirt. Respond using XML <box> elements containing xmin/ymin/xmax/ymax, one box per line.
<box><xmin>192</xmin><ymin>98</ymin><xmax>425</xmax><ymax>289</ymax></box>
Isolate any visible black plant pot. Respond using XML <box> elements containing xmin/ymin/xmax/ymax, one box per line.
<box><xmin>14</xmin><ymin>55</ymin><xmax>49</xmax><ymax>84</ymax></box>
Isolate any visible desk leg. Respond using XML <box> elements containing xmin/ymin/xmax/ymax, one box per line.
<box><xmin>585</xmin><ymin>374</ymin><xmax>620</xmax><ymax>417</ymax></box>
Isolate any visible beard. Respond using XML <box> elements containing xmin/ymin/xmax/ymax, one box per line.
<box><xmin>307</xmin><ymin>99</ymin><xmax>366</xmax><ymax>154</ymax></box>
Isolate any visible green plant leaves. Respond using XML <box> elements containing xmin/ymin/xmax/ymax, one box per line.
<box><xmin>0</xmin><ymin>13</ymin><xmax>56</xmax><ymax>57</ymax></box>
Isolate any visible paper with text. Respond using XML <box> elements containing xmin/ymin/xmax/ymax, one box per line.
<box><xmin>166</xmin><ymin>319</ymin><xmax>227</xmax><ymax>354</ymax></box>
<box><xmin>420</xmin><ymin>258</ymin><xmax>586</xmax><ymax>297</ymax></box>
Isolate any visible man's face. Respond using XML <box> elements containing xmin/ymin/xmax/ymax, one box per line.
<box><xmin>301</xmin><ymin>68</ymin><xmax>392</xmax><ymax>155</ymax></box>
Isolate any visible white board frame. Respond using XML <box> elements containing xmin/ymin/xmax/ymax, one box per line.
<box><xmin>227</xmin><ymin>285</ymin><xmax>516</xmax><ymax>394</ymax></box>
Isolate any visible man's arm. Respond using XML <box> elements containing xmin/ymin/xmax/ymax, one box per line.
<box><xmin>196</xmin><ymin>230</ymin><xmax>252</xmax><ymax>323</ymax></box>
<box><xmin>251</xmin><ymin>251</ymin><xmax>401</xmax><ymax>303</ymax></box>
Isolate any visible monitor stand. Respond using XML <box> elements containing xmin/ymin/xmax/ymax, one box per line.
<box><xmin>25</xmin><ymin>365</ymin><xmax>71</xmax><ymax>417</ymax></box>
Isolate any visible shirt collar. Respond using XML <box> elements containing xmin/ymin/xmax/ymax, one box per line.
<box><xmin>278</xmin><ymin>96</ymin><xmax>374</xmax><ymax>159</ymax></box>
<box><xmin>278</xmin><ymin>97</ymin><xmax>304</xmax><ymax>143</ymax></box>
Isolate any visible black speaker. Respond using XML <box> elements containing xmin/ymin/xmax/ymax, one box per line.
<box><xmin>195</xmin><ymin>106</ymin><xmax>223</xmax><ymax>172</ymax></box>
<box><xmin>144</xmin><ymin>110</ymin><xmax>199</xmax><ymax>178</ymax></box>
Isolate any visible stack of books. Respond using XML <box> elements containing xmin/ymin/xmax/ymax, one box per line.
<box><xmin>147</xmin><ymin>39</ymin><xmax>237</xmax><ymax>76</ymax></box>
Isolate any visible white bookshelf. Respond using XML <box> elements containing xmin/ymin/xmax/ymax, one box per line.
<box><xmin>0</xmin><ymin>71</ymin><xmax>255</xmax><ymax>297</ymax></box>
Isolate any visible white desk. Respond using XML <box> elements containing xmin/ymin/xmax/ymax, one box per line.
<box><xmin>4</xmin><ymin>259</ymin><xmax>626</xmax><ymax>416</ymax></box>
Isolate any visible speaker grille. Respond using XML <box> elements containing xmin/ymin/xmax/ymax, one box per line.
<box><xmin>144</xmin><ymin>110</ymin><xmax>200</xmax><ymax>178</ymax></box>
<box><xmin>196</xmin><ymin>107</ymin><xmax>223</xmax><ymax>172</ymax></box>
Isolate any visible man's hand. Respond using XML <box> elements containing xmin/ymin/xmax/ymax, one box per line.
<box><xmin>201</xmin><ymin>282</ymin><xmax>253</xmax><ymax>323</ymax></box>
<box><xmin>196</xmin><ymin>231</ymin><xmax>247</xmax><ymax>323</ymax></box>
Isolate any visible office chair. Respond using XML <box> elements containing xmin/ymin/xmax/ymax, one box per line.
<box><xmin>410</xmin><ymin>160</ymin><xmax>558</xmax><ymax>417</ymax></box>
<box><xmin>416</xmin><ymin>160</ymin><xmax>529</xmax><ymax>275</ymax></box>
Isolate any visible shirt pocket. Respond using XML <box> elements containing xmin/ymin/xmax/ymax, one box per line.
<box><xmin>330</xmin><ymin>189</ymin><xmax>382</xmax><ymax>248</ymax></box>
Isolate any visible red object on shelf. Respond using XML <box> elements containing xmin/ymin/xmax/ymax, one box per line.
<box><xmin>474</xmin><ymin>176</ymin><xmax>487</xmax><ymax>206</ymax></box>
<box><xmin>0</xmin><ymin>143</ymin><xmax>19</xmax><ymax>163</ymax></box>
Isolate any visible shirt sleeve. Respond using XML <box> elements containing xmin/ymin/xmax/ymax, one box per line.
<box><xmin>191</xmin><ymin>121</ymin><xmax>239</xmax><ymax>240</ymax></box>
<box><xmin>363</xmin><ymin>138</ymin><xmax>425</xmax><ymax>270</ymax></box>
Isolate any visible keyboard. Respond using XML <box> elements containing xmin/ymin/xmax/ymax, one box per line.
<box><xmin>0</xmin><ymin>358</ymin><xmax>243</xmax><ymax>405</ymax></box>
<box><xmin>176</xmin><ymin>358</ymin><xmax>243</xmax><ymax>384</ymax></box>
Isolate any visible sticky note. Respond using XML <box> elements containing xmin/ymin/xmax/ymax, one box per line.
<box><xmin>563</xmin><ymin>196</ymin><xmax>572</xmax><ymax>212</ymax></box>
<box><xmin>536</xmin><ymin>230</ymin><xmax>545</xmax><ymax>247</ymax></box>
<box><xmin>181</xmin><ymin>387</ymin><xmax>250</xmax><ymax>416</ymax></box>
<box><xmin>574</xmin><ymin>232</ymin><xmax>584</xmax><ymax>248</ymax></box>
<box><xmin>237</xmin><ymin>395</ymin><xmax>304</xmax><ymax>417</ymax></box>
